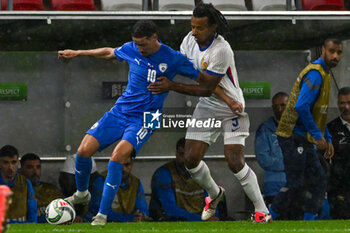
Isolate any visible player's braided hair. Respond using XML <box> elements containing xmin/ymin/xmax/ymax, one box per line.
<box><xmin>193</xmin><ymin>2</ymin><xmax>229</xmax><ymax>38</ymax></box>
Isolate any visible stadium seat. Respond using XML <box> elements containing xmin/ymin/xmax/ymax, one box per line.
<box><xmin>101</xmin><ymin>0</ymin><xmax>142</xmax><ymax>11</ymax></box>
<box><xmin>204</xmin><ymin>0</ymin><xmax>247</xmax><ymax>11</ymax></box>
<box><xmin>50</xmin><ymin>0</ymin><xmax>96</xmax><ymax>11</ymax></box>
<box><xmin>251</xmin><ymin>0</ymin><xmax>296</xmax><ymax>11</ymax></box>
<box><xmin>302</xmin><ymin>0</ymin><xmax>346</xmax><ymax>11</ymax></box>
<box><xmin>1</xmin><ymin>0</ymin><xmax>45</xmax><ymax>10</ymax></box>
<box><xmin>158</xmin><ymin>0</ymin><xmax>195</xmax><ymax>11</ymax></box>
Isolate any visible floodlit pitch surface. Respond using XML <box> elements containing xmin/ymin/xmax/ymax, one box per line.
<box><xmin>7</xmin><ymin>220</ymin><xmax>350</xmax><ymax>233</ymax></box>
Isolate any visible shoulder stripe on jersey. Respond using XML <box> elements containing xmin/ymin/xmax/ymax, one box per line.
<box><xmin>303</xmin><ymin>76</ymin><xmax>321</xmax><ymax>90</ymax></box>
<box><xmin>226</xmin><ymin>67</ymin><xmax>237</xmax><ymax>88</ymax></box>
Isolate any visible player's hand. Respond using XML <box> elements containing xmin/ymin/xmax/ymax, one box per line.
<box><xmin>227</xmin><ymin>99</ymin><xmax>243</xmax><ymax>115</ymax></box>
<box><xmin>324</xmin><ymin>142</ymin><xmax>334</xmax><ymax>159</ymax></box>
<box><xmin>315</xmin><ymin>137</ymin><xmax>327</xmax><ymax>150</ymax></box>
<box><xmin>132</xmin><ymin>210</ymin><xmax>145</xmax><ymax>222</ymax></box>
<box><xmin>147</xmin><ymin>76</ymin><xmax>173</xmax><ymax>94</ymax></box>
<box><xmin>58</xmin><ymin>49</ymin><xmax>79</xmax><ymax>59</ymax></box>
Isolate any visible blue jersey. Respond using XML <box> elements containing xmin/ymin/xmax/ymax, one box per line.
<box><xmin>111</xmin><ymin>41</ymin><xmax>199</xmax><ymax>116</ymax></box>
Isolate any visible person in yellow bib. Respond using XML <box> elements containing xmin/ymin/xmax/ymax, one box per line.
<box><xmin>269</xmin><ymin>38</ymin><xmax>343</xmax><ymax>221</ymax></box>
<box><xmin>87</xmin><ymin>156</ymin><xmax>149</xmax><ymax>222</ymax></box>
<box><xmin>0</xmin><ymin>145</ymin><xmax>37</xmax><ymax>223</ymax></box>
<box><xmin>20</xmin><ymin>153</ymin><xmax>62</xmax><ymax>223</ymax></box>
<box><xmin>149</xmin><ymin>137</ymin><xmax>227</xmax><ymax>221</ymax></box>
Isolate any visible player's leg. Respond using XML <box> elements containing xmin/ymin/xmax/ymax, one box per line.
<box><xmin>67</xmin><ymin>134</ymin><xmax>100</xmax><ymax>203</ymax></box>
<box><xmin>184</xmin><ymin>139</ymin><xmax>225</xmax><ymax>221</ymax></box>
<box><xmin>92</xmin><ymin>140</ymin><xmax>134</xmax><ymax>225</ymax></box>
<box><xmin>303</xmin><ymin>148</ymin><xmax>327</xmax><ymax>220</ymax></box>
<box><xmin>223</xmin><ymin>115</ymin><xmax>270</xmax><ymax>222</ymax></box>
<box><xmin>92</xmin><ymin>122</ymin><xmax>154</xmax><ymax>225</ymax></box>
<box><xmin>184</xmin><ymin>139</ymin><xmax>221</xmax><ymax>199</ymax></box>
<box><xmin>224</xmin><ymin>143</ymin><xmax>269</xmax><ymax>219</ymax></box>
<box><xmin>270</xmin><ymin>135</ymin><xmax>306</xmax><ymax>220</ymax></box>
<box><xmin>185</xmin><ymin>104</ymin><xmax>225</xmax><ymax>220</ymax></box>
<box><xmin>66</xmin><ymin>111</ymin><xmax>125</xmax><ymax>205</ymax></box>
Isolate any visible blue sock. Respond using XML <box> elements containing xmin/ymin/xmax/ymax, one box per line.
<box><xmin>75</xmin><ymin>153</ymin><xmax>92</xmax><ymax>192</ymax></box>
<box><xmin>304</xmin><ymin>212</ymin><xmax>316</xmax><ymax>220</ymax></box>
<box><xmin>269</xmin><ymin>207</ymin><xmax>279</xmax><ymax>220</ymax></box>
<box><xmin>99</xmin><ymin>161</ymin><xmax>123</xmax><ymax>215</ymax></box>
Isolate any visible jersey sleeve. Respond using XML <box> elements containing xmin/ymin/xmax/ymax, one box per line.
<box><xmin>135</xmin><ymin>182</ymin><xmax>149</xmax><ymax>216</ymax></box>
<box><xmin>114</xmin><ymin>42</ymin><xmax>132</xmax><ymax>62</ymax></box>
<box><xmin>206</xmin><ymin>47</ymin><xmax>230</xmax><ymax>76</ymax></box>
<box><xmin>180</xmin><ymin>32</ymin><xmax>191</xmax><ymax>57</ymax></box>
<box><xmin>295</xmin><ymin>70</ymin><xmax>323</xmax><ymax>140</ymax></box>
<box><xmin>176</xmin><ymin>52</ymin><xmax>199</xmax><ymax>80</ymax></box>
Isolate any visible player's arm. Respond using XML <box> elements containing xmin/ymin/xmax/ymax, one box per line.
<box><xmin>58</xmin><ymin>47</ymin><xmax>116</xmax><ymax>60</ymax></box>
<box><xmin>134</xmin><ymin>182</ymin><xmax>149</xmax><ymax>218</ymax></box>
<box><xmin>214</xmin><ymin>86</ymin><xmax>243</xmax><ymax>114</ymax></box>
<box><xmin>26</xmin><ymin>179</ymin><xmax>38</xmax><ymax>223</ymax></box>
<box><xmin>324</xmin><ymin>126</ymin><xmax>334</xmax><ymax>159</ymax></box>
<box><xmin>148</xmin><ymin>72</ymin><xmax>222</xmax><ymax>97</ymax></box>
<box><xmin>295</xmin><ymin>70</ymin><xmax>327</xmax><ymax>150</ymax></box>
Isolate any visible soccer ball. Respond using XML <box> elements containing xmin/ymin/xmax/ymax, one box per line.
<box><xmin>45</xmin><ymin>198</ymin><xmax>76</xmax><ymax>225</ymax></box>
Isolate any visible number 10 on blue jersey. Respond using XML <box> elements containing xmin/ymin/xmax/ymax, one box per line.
<box><xmin>147</xmin><ymin>69</ymin><xmax>157</xmax><ymax>83</ymax></box>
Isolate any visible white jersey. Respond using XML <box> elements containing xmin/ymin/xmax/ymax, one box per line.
<box><xmin>180</xmin><ymin>31</ymin><xmax>245</xmax><ymax>111</ymax></box>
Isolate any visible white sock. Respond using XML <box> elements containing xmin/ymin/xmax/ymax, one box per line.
<box><xmin>234</xmin><ymin>163</ymin><xmax>268</xmax><ymax>213</ymax></box>
<box><xmin>186</xmin><ymin>160</ymin><xmax>220</xmax><ymax>199</ymax></box>
<box><xmin>76</xmin><ymin>190</ymin><xmax>88</xmax><ymax>198</ymax></box>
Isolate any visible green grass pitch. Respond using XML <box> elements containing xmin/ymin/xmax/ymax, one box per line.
<box><xmin>7</xmin><ymin>220</ymin><xmax>350</xmax><ymax>233</ymax></box>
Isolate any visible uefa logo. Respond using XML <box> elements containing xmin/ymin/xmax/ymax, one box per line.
<box><xmin>143</xmin><ymin>110</ymin><xmax>162</xmax><ymax>129</ymax></box>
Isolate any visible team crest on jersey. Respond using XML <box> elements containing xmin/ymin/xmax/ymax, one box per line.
<box><xmin>201</xmin><ymin>57</ymin><xmax>208</xmax><ymax>70</ymax></box>
<box><xmin>159</xmin><ymin>63</ymin><xmax>168</xmax><ymax>73</ymax></box>
<box><xmin>297</xmin><ymin>146</ymin><xmax>304</xmax><ymax>154</ymax></box>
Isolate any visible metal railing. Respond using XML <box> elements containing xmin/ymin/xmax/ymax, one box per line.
<box><xmin>39</xmin><ymin>154</ymin><xmax>257</xmax><ymax>161</ymax></box>
<box><xmin>1</xmin><ymin>11</ymin><xmax>350</xmax><ymax>21</ymax></box>
<box><xmin>0</xmin><ymin>0</ymin><xmax>306</xmax><ymax>12</ymax></box>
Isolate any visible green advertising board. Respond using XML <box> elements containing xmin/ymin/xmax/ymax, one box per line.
<box><xmin>0</xmin><ymin>83</ymin><xmax>27</xmax><ymax>101</ymax></box>
<box><xmin>240</xmin><ymin>82</ymin><xmax>270</xmax><ymax>99</ymax></box>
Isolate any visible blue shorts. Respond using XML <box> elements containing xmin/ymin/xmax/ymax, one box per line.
<box><xmin>86</xmin><ymin>110</ymin><xmax>154</xmax><ymax>155</ymax></box>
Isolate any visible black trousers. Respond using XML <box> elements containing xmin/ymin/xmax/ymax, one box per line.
<box><xmin>271</xmin><ymin>134</ymin><xmax>327</xmax><ymax>216</ymax></box>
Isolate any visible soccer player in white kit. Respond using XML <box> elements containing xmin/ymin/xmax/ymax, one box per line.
<box><xmin>148</xmin><ymin>3</ymin><xmax>271</xmax><ymax>223</ymax></box>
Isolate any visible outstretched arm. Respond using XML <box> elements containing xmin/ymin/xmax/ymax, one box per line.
<box><xmin>58</xmin><ymin>47</ymin><xmax>116</xmax><ymax>60</ymax></box>
<box><xmin>147</xmin><ymin>72</ymin><xmax>222</xmax><ymax>97</ymax></box>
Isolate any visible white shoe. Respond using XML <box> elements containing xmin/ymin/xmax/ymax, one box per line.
<box><xmin>91</xmin><ymin>214</ymin><xmax>107</xmax><ymax>226</ymax></box>
<box><xmin>65</xmin><ymin>191</ymin><xmax>91</xmax><ymax>205</ymax></box>
<box><xmin>201</xmin><ymin>186</ymin><xmax>225</xmax><ymax>221</ymax></box>
<box><xmin>252</xmin><ymin>212</ymin><xmax>273</xmax><ymax>223</ymax></box>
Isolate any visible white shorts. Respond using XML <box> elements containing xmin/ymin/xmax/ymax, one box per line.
<box><xmin>185</xmin><ymin>100</ymin><xmax>250</xmax><ymax>146</ymax></box>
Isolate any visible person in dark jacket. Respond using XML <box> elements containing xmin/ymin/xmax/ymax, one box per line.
<box><xmin>255</xmin><ymin>92</ymin><xmax>288</xmax><ymax>207</ymax></box>
<box><xmin>327</xmin><ymin>87</ymin><xmax>350</xmax><ymax>219</ymax></box>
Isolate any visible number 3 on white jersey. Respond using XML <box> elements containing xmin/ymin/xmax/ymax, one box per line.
<box><xmin>147</xmin><ymin>69</ymin><xmax>156</xmax><ymax>83</ymax></box>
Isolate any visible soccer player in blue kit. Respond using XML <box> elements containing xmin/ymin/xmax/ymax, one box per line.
<box><xmin>57</xmin><ymin>20</ymin><xmax>222</xmax><ymax>225</ymax></box>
